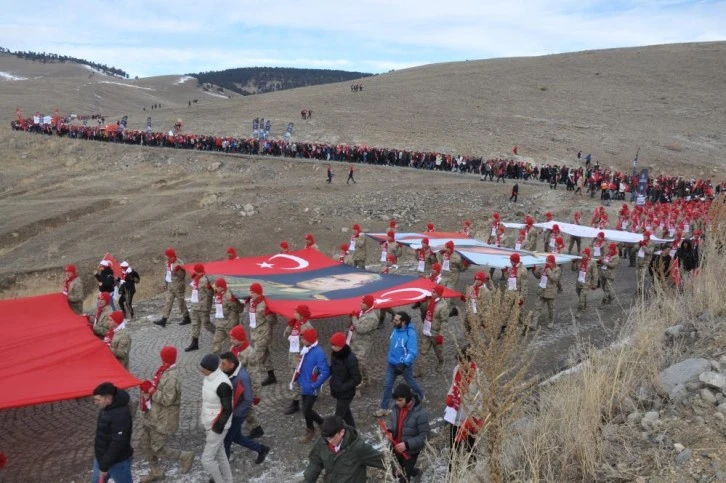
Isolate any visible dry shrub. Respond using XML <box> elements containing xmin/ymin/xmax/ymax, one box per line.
<box><xmin>440</xmin><ymin>289</ymin><xmax>536</xmax><ymax>483</ymax></box>
<box><xmin>508</xmin><ymin>195</ymin><xmax>726</xmax><ymax>481</ymax></box>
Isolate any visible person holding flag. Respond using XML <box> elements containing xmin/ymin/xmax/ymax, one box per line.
<box><xmin>350</xmin><ymin>223</ymin><xmax>367</xmax><ymax>269</ymax></box>
<box><xmin>283</xmin><ymin>305</ymin><xmax>314</xmax><ymax>415</ymax></box>
<box><xmin>348</xmin><ymin>295</ymin><xmax>379</xmax><ymax>388</ymax></box>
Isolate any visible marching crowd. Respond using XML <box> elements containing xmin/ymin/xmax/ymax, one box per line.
<box><xmin>11</xmin><ymin>119</ymin><xmax>724</xmax><ymax>204</ymax></box>
<box><xmin>60</xmin><ymin>195</ymin><xmax>715</xmax><ymax>483</ymax></box>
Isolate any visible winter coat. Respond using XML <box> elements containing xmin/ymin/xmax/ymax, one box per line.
<box><xmin>93</xmin><ymin>305</ymin><xmax>112</xmax><ymax>337</ymax></box>
<box><xmin>506</xmin><ymin>263</ymin><xmax>529</xmax><ymax>301</ymax></box>
<box><xmin>349</xmin><ymin>309</ymin><xmax>379</xmax><ymax>358</ymax></box>
<box><xmin>329</xmin><ymin>345</ymin><xmax>362</xmax><ymax>400</ymax></box>
<box><xmin>229</xmin><ymin>364</ymin><xmax>254</xmax><ymax>420</ymax></box>
<box><xmin>387</xmin><ymin>396</ymin><xmax>430</xmax><ymax>455</ymax></box>
<box><xmin>94</xmin><ymin>388</ymin><xmax>133</xmax><ymax>472</ymax></box>
<box><xmin>190</xmin><ymin>274</ymin><xmax>212</xmax><ymax>310</ymax></box>
<box><xmin>119</xmin><ymin>269</ymin><xmax>140</xmax><ymax>295</ymax></box>
<box><xmin>109</xmin><ymin>329</ymin><xmax>131</xmax><ymax>369</ymax></box>
<box><xmin>387</xmin><ymin>324</ymin><xmax>418</xmax><ymax>366</ymax></box>
<box><xmin>304</xmin><ymin>424</ymin><xmax>384</xmax><ymax>483</ymax></box>
<box><xmin>599</xmin><ymin>253</ymin><xmax>620</xmax><ymax>281</ymax></box>
<box><xmin>235</xmin><ymin>343</ymin><xmax>260</xmax><ymax>392</ymax></box>
<box><xmin>575</xmin><ymin>259</ymin><xmax>599</xmax><ymax>290</ymax></box>
<box><xmin>440</xmin><ymin>252</ymin><xmax>467</xmax><ymax>288</ymax></box>
<box><xmin>168</xmin><ymin>259</ymin><xmax>186</xmax><ymax>293</ymax></box>
<box><xmin>465</xmin><ymin>283</ymin><xmax>493</xmax><ymax>331</ymax></box>
<box><xmin>216</xmin><ymin>291</ymin><xmax>242</xmax><ymax>330</ymax></box>
<box><xmin>66</xmin><ymin>277</ymin><xmax>84</xmax><ymax>314</ymax></box>
<box><xmin>143</xmin><ymin>366</ymin><xmax>181</xmax><ymax>435</ymax></box>
<box><xmin>249</xmin><ymin>297</ymin><xmax>277</xmax><ymax>346</ymax></box>
<box><xmin>351</xmin><ymin>234</ymin><xmax>367</xmax><ymax>263</ymax></box>
<box><xmin>200</xmin><ymin>368</ymin><xmax>233</xmax><ymax>433</ymax></box>
<box><xmin>298</xmin><ymin>343</ymin><xmax>331</xmax><ymax>396</ymax></box>
<box><xmin>533</xmin><ymin>265</ymin><xmax>561</xmax><ymax>299</ymax></box>
<box><xmin>95</xmin><ymin>267</ymin><xmax>115</xmax><ymax>293</ymax></box>
<box><xmin>636</xmin><ymin>240</ymin><xmax>655</xmax><ymax>268</ymax></box>
<box><xmin>420</xmin><ymin>296</ymin><xmax>449</xmax><ymax>336</ymax></box>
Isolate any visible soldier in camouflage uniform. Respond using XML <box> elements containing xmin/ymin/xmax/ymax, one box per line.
<box><xmin>349</xmin><ymin>294</ymin><xmax>380</xmax><ymax>387</ymax></box>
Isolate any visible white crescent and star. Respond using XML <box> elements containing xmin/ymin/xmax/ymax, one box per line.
<box><xmin>374</xmin><ymin>287</ymin><xmax>432</xmax><ymax>305</ymax></box>
<box><xmin>255</xmin><ymin>253</ymin><xmax>310</xmax><ymax>270</ymax></box>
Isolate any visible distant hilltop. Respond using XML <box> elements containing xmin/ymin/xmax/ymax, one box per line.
<box><xmin>188</xmin><ymin>67</ymin><xmax>373</xmax><ymax>96</ymax></box>
<box><xmin>0</xmin><ymin>46</ymin><xmax>129</xmax><ymax>79</ymax></box>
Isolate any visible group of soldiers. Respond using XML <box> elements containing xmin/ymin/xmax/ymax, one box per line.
<box><xmin>62</xmin><ymin>197</ymin><xmax>710</xmax><ymax>481</ymax></box>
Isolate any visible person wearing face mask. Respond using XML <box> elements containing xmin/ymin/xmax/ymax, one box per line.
<box><xmin>532</xmin><ymin>255</ymin><xmax>561</xmax><ymax>329</ymax></box>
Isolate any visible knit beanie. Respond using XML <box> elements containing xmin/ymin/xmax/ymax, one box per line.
<box><xmin>200</xmin><ymin>353</ymin><xmax>219</xmax><ymax>372</ymax></box>
<box><xmin>330</xmin><ymin>332</ymin><xmax>347</xmax><ymax>347</ymax></box>
<box><xmin>160</xmin><ymin>346</ymin><xmax>177</xmax><ymax>365</ymax></box>
<box><xmin>229</xmin><ymin>325</ymin><xmax>247</xmax><ymax>342</ymax></box>
<box><xmin>302</xmin><ymin>328</ymin><xmax>318</xmax><ymax>344</ymax></box>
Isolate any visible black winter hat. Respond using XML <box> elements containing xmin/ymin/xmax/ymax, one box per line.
<box><xmin>200</xmin><ymin>353</ymin><xmax>219</xmax><ymax>372</ymax></box>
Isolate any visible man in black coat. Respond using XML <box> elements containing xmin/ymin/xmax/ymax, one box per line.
<box><xmin>91</xmin><ymin>382</ymin><xmax>133</xmax><ymax>483</ymax></box>
<box><xmin>95</xmin><ymin>260</ymin><xmax>116</xmax><ymax>310</ymax></box>
<box><xmin>328</xmin><ymin>332</ymin><xmax>362</xmax><ymax>428</ymax></box>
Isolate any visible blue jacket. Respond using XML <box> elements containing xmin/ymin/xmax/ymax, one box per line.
<box><xmin>299</xmin><ymin>344</ymin><xmax>330</xmax><ymax>396</ymax></box>
<box><xmin>229</xmin><ymin>364</ymin><xmax>253</xmax><ymax>420</ymax></box>
<box><xmin>387</xmin><ymin>324</ymin><xmax>417</xmax><ymax>366</ymax></box>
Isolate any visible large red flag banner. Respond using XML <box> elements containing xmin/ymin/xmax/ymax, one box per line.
<box><xmin>183</xmin><ymin>248</ymin><xmax>462</xmax><ymax>319</ymax></box>
<box><xmin>0</xmin><ymin>293</ymin><xmax>140</xmax><ymax>410</ymax></box>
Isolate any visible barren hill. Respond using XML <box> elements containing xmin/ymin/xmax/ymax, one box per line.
<box><xmin>3</xmin><ymin>42</ymin><xmax>725</xmax><ymax>175</ymax></box>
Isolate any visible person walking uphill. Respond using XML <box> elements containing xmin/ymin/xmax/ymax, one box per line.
<box><xmin>532</xmin><ymin>254</ymin><xmax>561</xmax><ymax>329</ymax></box>
<box><xmin>138</xmin><ymin>346</ymin><xmax>194</xmax><ymax>482</ymax></box>
<box><xmin>329</xmin><ymin>332</ymin><xmax>362</xmax><ymax>428</ymax></box>
<box><xmin>303</xmin><ymin>415</ymin><xmax>384</xmax><ymax>483</ymax></box>
<box><xmin>91</xmin><ymin>382</ymin><xmax>134</xmax><ymax>483</ymax></box>
<box><xmin>293</xmin><ymin>328</ymin><xmax>331</xmax><ymax>443</ymax></box>
<box><xmin>375</xmin><ymin>312</ymin><xmax>424</xmax><ymax>417</ymax></box>
<box><xmin>155</xmin><ymin>247</ymin><xmax>191</xmax><ymax>327</ymax></box>
<box><xmin>199</xmin><ymin>353</ymin><xmax>234</xmax><ymax>483</ymax></box>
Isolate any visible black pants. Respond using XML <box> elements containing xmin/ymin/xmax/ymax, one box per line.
<box><xmin>301</xmin><ymin>395</ymin><xmax>323</xmax><ymax>430</ymax></box>
<box><xmin>335</xmin><ymin>398</ymin><xmax>356</xmax><ymax>428</ymax></box>
<box><xmin>347</xmin><ymin>173</ymin><xmax>356</xmax><ymax>184</ymax></box>
<box><xmin>509</xmin><ymin>193</ymin><xmax>518</xmax><ymax>202</ymax></box>
<box><xmin>393</xmin><ymin>451</ymin><xmax>419</xmax><ymax>483</ymax></box>
<box><xmin>119</xmin><ymin>288</ymin><xmax>135</xmax><ymax>317</ymax></box>
<box><xmin>448</xmin><ymin>423</ymin><xmax>476</xmax><ymax>458</ymax></box>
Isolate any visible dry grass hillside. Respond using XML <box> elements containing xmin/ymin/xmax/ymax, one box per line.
<box><xmin>0</xmin><ymin>53</ymin><xmax>242</xmax><ymax>120</ymax></box>
<box><xmin>3</xmin><ymin>42</ymin><xmax>725</xmax><ymax>175</ymax></box>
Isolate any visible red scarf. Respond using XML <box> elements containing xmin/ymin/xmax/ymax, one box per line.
<box><xmin>598</xmin><ymin>217</ymin><xmax>607</xmax><ymax>229</ymax></box>
<box><xmin>63</xmin><ymin>274</ymin><xmax>76</xmax><ymax>295</ymax></box>
<box><xmin>382</xmin><ymin>266</ymin><xmax>390</xmax><ymax>274</ymax></box>
<box><xmin>594</xmin><ymin>237</ymin><xmax>604</xmax><ymax>249</ymax></box>
<box><xmin>338</xmin><ymin>250</ymin><xmax>348</xmax><ymax>263</ymax></box>
<box><xmin>509</xmin><ymin>263</ymin><xmax>519</xmax><ymax>279</ymax></box>
<box><xmin>141</xmin><ymin>363</ymin><xmax>173</xmax><ymax>412</ymax></box>
<box><xmin>103</xmin><ymin>328</ymin><xmax>115</xmax><ymax>346</ymax></box>
<box><xmin>449</xmin><ymin>361</ymin><xmax>477</xmax><ymax>410</ymax></box>
<box><xmin>288</xmin><ymin>317</ymin><xmax>308</xmax><ymax>336</ymax></box>
<box><xmin>495</xmin><ymin>230</ymin><xmax>503</xmax><ymax>247</ymax></box>
<box><xmin>471</xmin><ymin>284</ymin><xmax>480</xmax><ymax>299</ymax></box>
<box><xmin>693</xmin><ymin>234</ymin><xmax>701</xmax><ymax>247</ymax></box>
<box><xmin>190</xmin><ymin>272</ymin><xmax>203</xmax><ymax>290</ymax></box>
<box><xmin>396</xmin><ymin>402</ymin><xmax>412</xmax><ymax>443</ymax></box>
<box><xmin>461</xmin><ymin>226</ymin><xmax>470</xmax><ymax>236</ymax></box>
<box><xmin>417</xmin><ymin>247</ymin><xmax>429</xmax><ymax>261</ymax></box>
<box><xmin>425</xmin><ymin>297</ymin><xmax>437</xmax><ymax>322</ymax></box>
<box><xmin>250</xmin><ymin>295</ymin><xmax>270</xmax><ymax>317</ymax></box>
<box><xmin>580</xmin><ymin>256</ymin><xmax>590</xmax><ymax>272</ymax></box>
<box><xmin>524</xmin><ymin>224</ymin><xmax>533</xmax><ymax>238</ymax></box>
<box><xmin>517</xmin><ymin>230</ymin><xmax>526</xmax><ymax>245</ymax></box>
<box><xmin>442</xmin><ymin>251</ymin><xmax>451</xmax><ymax>265</ymax></box>
<box><xmin>428</xmin><ymin>271</ymin><xmax>441</xmax><ymax>283</ymax></box>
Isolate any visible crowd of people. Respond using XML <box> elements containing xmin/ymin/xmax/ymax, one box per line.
<box><xmin>10</xmin><ymin>118</ymin><xmax>724</xmax><ymax>200</ymax></box>
<box><xmin>60</xmin><ymin>194</ymin><xmax>717</xmax><ymax>482</ymax></box>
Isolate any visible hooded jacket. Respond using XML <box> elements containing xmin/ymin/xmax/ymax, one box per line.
<box><xmin>94</xmin><ymin>388</ymin><xmax>133</xmax><ymax>472</ymax></box>
<box><xmin>387</xmin><ymin>395</ymin><xmax>430</xmax><ymax>455</ymax></box>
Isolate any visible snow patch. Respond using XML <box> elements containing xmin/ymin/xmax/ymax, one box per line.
<box><xmin>99</xmin><ymin>81</ymin><xmax>155</xmax><ymax>91</ymax></box>
<box><xmin>174</xmin><ymin>75</ymin><xmax>195</xmax><ymax>85</ymax></box>
<box><xmin>0</xmin><ymin>71</ymin><xmax>28</xmax><ymax>81</ymax></box>
<box><xmin>205</xmin><ymin>91</ymin><xmax>228</xmax><ymax>99</ymax></box>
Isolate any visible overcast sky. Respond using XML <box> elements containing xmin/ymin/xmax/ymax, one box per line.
<box><xmin>2</xmin><ymin>0</ymin><xmax>725</xmax><ymax>77</ymax></box>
